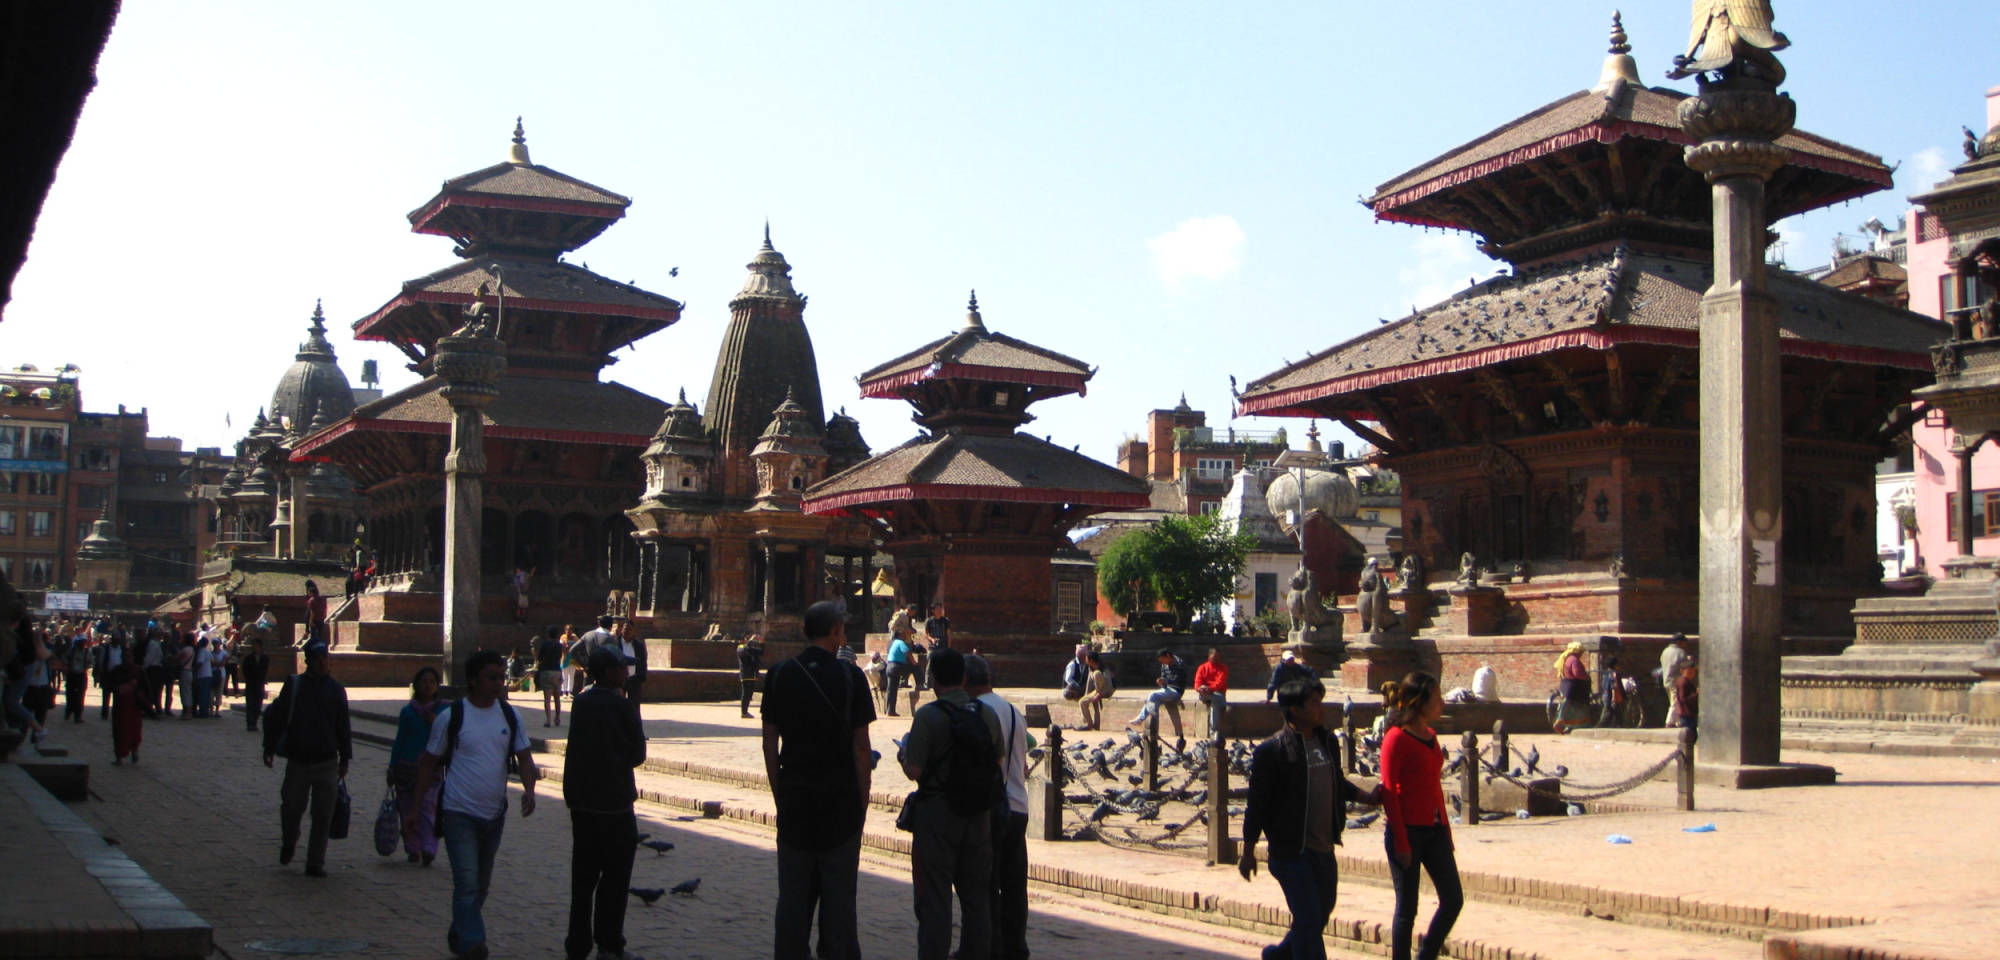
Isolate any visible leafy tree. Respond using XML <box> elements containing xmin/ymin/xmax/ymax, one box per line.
<box><xmin>1096</xmin><ymin>514</ymin><xmax>1254</xmax><ymax>628</ymax></box>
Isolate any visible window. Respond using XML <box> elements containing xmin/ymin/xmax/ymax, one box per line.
<box><xmin>28</xmin><ymin>427</ymin><xmax>63</xmax><ymax>460</ymax></box>
<box><xmin>0</xmin><ymin>426</ymin><xmax>18</xmax><ymax>459</ymax></box>
<box><xmin>152</xmin><ymin>470</ymin><xmax>169</xmax><ymax>484</ymax></box>
<box><xmin>28</xmin><ymin>511</ymin><xmax>52</xmax><ymax>537</ymax></box>
<box><xmin>1056</xmin><ymin>580</ymin><xmax>1083</xmax><ymax>624</ymax></box>
<box><xmin>0</xmin><ymin>511</ymin><xmax>12</xmax><ymax>535</ymax></box>
<box><xmin>27</xmin><ymin>473</ymin><xmax>56</xmax><ymax>496</ymax></box>
<box><xmin>77</xmin><ymin>485</ymin><xmax>105</xmax><ymax>509</ymax></box>
<box><xmin>1199</xmin><ymin>500</ymin><xmax>1221</xmax><ymax>516</ymax></box>
<box><xmin>1254</xmin><ymin>572</ymin><xmax>1279</xmax><ymax>615</ymax></box>
<box><xmin>1364</xmin><ymin>510</ymin><xmax>1380</xmax><ymax>521</ymax></box>
<box><xmin>25</xmin><ymin>558</ymin><xmax>50</xmax><ymax>586</ymax></box>
<box><xmin>1195</xmin><ymin>457</ymin><xmax>1233</xmax><ymax>479</ymax></box>
<box><xmin>1945</xmin><ymin>490</ymin><xmax>2000</xmax><ymax>541</ymax></box>
<box><xmin>0</xmin><ymin>557</ymin><xmax>9</xmax><ymax>577</ymax></box>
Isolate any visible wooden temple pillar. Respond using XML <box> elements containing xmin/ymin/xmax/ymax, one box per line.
<box><xmin>1955</xmin><ymin>435</ymin><xmax>1986</xmax><ymax>556</ymax></box>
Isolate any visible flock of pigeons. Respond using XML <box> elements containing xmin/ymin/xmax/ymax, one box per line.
<box><xmin>627</xmin><ymin>833</ymin><xmax>700</xmax><ymax>906</ymax></box>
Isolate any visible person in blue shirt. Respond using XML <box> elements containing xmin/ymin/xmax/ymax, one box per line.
<box><xmin>884</xmin><ymin>633</ymin><xmax>913</xmax><ymax>717</ymax></box>
<box><xmin>388</xmin><ymin>666</ymin><xmax>445</xmax><ymax>865</ymax></box>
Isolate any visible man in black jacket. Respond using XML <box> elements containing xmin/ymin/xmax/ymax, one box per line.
<box><xmin>239</xmin><ymin>637</ymin><xmax>271</xmax><ymax>731</ymax></box>
<box><xmin>261</xmin><ymin>642</ymin><xmax>353</xmax><ymax>877</ymax></box>
<box><xmin>1239</xmin><ymin>677</ymin><xmax>1379</xmax><ymax>960</ymax></box>
<box><xmin>564</xmin><ymin>646</ymin><xmax>647</xmax><ymax>960</ymax></box>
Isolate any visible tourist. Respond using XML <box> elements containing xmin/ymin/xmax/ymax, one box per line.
<box><xmin>925</xmin><ymin>603</ymin><xmax>951</xmax><ymax>650</ymax></box>
<box><xmin>888</xmin><ymin>602</ymin><xmax>918</xmax><ymax>650</ymax></box>
<box><xmin>900</xmin><ymin>647</ymin><xmax>1000</xmax><ymax>960</ymax></box>
<box><xmin>737</xmin><ymin>633</ymin><xmax>764</xmax><ymax>719</ymax></box>
<box><xmin>21</xmin><ymin>626</ymin><xmax>56</xmax><ymax>734</ymax></box>
<box><xmin>1673</xmin><ymin>658</ymin><xmax>1699</xmax><ymax>730</ymax></box>
<box><xmin>108</xmin><ymin>647</ymin><xmax>142</xmax><ymax>764</ymax></box>
<box><xmin>389</xmin><ymin>666</ymin><xmax>445</xmax><ymax>865</ymax></box>
<box><xmin>536</xmin><ymin>626</ymin><xmax>567</xmax><ymax>727</ymax></box>
<box><xmin>1553</xmin><ymin>641</ymin><xmax>1590</xmax><ymax>733</ymax></box>
<box><xmin>140</xmin><ymin>628</ymin><xmax>165</xmax><ymax>718</ymax></box>
<box><xmin>861</xmin><ymin>650</ymin><xmax>886</xmax><ymax>708</ymax></box>
<box><xmin>240</xmin><ymin>637</ymin><xmax>270</xmax><ymax>731</ymax></box>
<box><xmin>1266</xmin><ymin>649</ymin><xmax>1315</xmax><ymax>702</ymax></box>
<box><xmin>175</xmin><ymin>632</ymin><xmax>196</xmax><ymax>719</ymax></box>
<box><xmin>61</xmin><ymin>630</ymin><xmax>89</xmax><ymax>723</ymax></box>
<box><xmin>408</xmin><ymin>649</ymin><xmax>538</xmax><ymax>960</ymax></box>
<box><xmin>94</xmin><ymin>631</ymin><xmax>123</xmax><ymax>720</ymax></box>
<box><xmin>1239</xmin><ymin>676</ymin><xmax>1379</xmax><ymax>960</ymax></box>
<box><xmin>966</xmin><ymin>655</ymin><xmax>1029</xmax><ymax>960</ymax></box>
<box><xmin>303</xmin><ymin>580</ymin><xmax>328</xmax><ymax>646</ymax></box>
<box><xmin>191</xmin><ymin>638</ymin><xmax>213</xmax><ymax>719</ymax></box>
<box><xmin>560</xmin><ymin>624</ymin><xmax>583</xmax><ymax>698</ymax></box>
<box><xmin>4</xmin><ymin>628</ymin><xmax>51</xmax><ymax>749</ymax></box>
<box><xmin>262</xmin><ymin>642</ymin><xmax>354</xmax><ymax>878</ymax></box>
<box><xmin>618</xmin><ymin>621</ymin><xmax>648</xmax><ymax>701</ymax></box>
<box><xmin>762</xmin><ymin>600</ymin><xmax>874</xmax><ymax>960</ymax></box>
<box><xmin>1194</xmin><ymin>647</ymin><xmax>1229</xmax><ymax>707</ymax></box>
<box><xmin>565</xmin><ymin>645</ymin><xmax>647</xmax><ymax>960</ymax></box>
<box><xmin>883</xmin><ymin>628</ymin><xmax>914</xmax><ymax>717</ymax></box>
<box><xmin>1078</xmin><ymin>651</ymin><xmax>1112</xmax><ymax>730</ymax></box>
<box><xmin>1060</xmin><ymin>644</ymin><xmax>1089</xmax><ymax>700</ymax></box>
<box><xmin>1659</xmin><ymin>634</ymin><xmax>1690</xmax><ymax>725</ymax></box>
<box><xmin>511</xmin><ymin>566</ymin><xmax>532</xmax><ymax>624</ymax></box>
<box><xmin>1124</xmin><ymin>647</ymin><xmax>1189</xmax><ymax>748</ymax></box>
<box><xmin>1379</xmin><ymin>673</ymin><xmax>1462</xmax><ymax>960</ymax></box>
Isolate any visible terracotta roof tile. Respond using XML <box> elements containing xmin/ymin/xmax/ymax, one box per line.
<box><xmin>859</xmin><ymin>328</ymin><xmax>1093</xmax><ymax>385</ymax></box>
<box><xmin>417</xmin><ymin>161</ymin><xmax>630</xmax><ymax>214</ymax></box>
<box><xmin>315</xmin><ymin>375</ymin><xmax>668</xmax><ymax>444</ymax></box>
<box><xmin>805</xmin><ymin>432</ymin><xmax>1149</xmax><ymax>508</ymax></box>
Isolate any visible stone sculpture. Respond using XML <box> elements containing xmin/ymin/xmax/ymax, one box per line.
<box><xmin>1398</xmin><ymin>552</ymin><xmax>1426</xmax><ymax>594</ymax></box>
<box><xmin>1457</xmin><ymin>552</ymin><xmax>1480</xmax><ymax>588</ymax></box>
<box><xmin>1286</xmin><ymin>567</ymin><xmax>1342</xmax><ymax>647</ymax></box>
<box><xmin>1668</xmin><ymin>0</ymin><xmax>1790</xmax><ymax>85</ymax></box>
<box><xmin>1358</xmin><ymin>564</ymin><xmax>1401</xmax><ymax>635</ymax></box>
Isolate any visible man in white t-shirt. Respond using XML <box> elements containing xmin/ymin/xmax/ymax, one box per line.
<box><xmin>965</xmin><ymin>654</ymin><xmax>1030</xmax><ymax>960</ymax></box>
<box><xmin>407</xmin><ymin>650</ymin><xmax>539</xmax><ymax>960</ymax></box>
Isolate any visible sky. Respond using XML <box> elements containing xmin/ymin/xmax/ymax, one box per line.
<box><xmin>5</xmin><ymin>1</ymin><xmax>1993</xmax><ymax>465</ymax></box>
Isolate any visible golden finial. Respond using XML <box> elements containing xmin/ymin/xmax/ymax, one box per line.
<box><xmin>964</xmin><ymin>290</ymin><xmax>985</xmax><ymax>332</ymax></box>
<box><xmin>508</xmin><ymin>117</ymin><xmax>532</xmax><ymax>164</ymax></box>
<box><xmin>1594</xmin><ymin>10</ymin><xmax>1641</xmax><ymax>94</ymax></box>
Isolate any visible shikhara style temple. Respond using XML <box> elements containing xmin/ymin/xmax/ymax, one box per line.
<box><xmin>625</xmin><ymin>230</ymin><xmax>877</xmax><ymax>643</ymax></box>
<box><xmin>804</xmin><ymin>294</ymin><xmax>1149</xmax><ymax>640</ymax></box>
<box><xmin>1236</xmin><ymin>19</ymin><xmax>1946</xmax><ymax>692</ymax></box>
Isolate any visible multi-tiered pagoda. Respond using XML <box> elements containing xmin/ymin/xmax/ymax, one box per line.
<box><xmin>290</xmin><ymin>124</ymin><xmax>683</xmax><ymax>676</ymax></box>
<box><xmin>1236</xmin><ymin>19</ymin><xmax>1945</xmax><ymax>692</ymax></box>
<box><xmin>804</xmin><ymin>294</ymin><xmax>1149</xmax><ymax>638</ymax></box>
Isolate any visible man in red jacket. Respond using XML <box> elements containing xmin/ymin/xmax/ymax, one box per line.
<box><xmin>1193</xmin><ymin>648</ymin><xmax>1229</xmax><ymax>733</ymax></box>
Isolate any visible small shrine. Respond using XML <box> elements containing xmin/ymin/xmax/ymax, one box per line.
<box><xmin>803</xmin><ymin>293</ymin><xmax>1150</xmax><ymax>639</ymax></box>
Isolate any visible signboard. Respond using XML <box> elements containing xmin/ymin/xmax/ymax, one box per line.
<box><xmin>0</xmin><ymin>459</ymin><xmax>66</xmax><ymax>473</ymax></box>
<box><xmin>43</xmin><ymin>591</ymin><xmax>90</xmax><ymax>612</ymax></box>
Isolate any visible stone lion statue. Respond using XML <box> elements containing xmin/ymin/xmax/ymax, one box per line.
<box><xmin>1357</xmin><ymin>564</ymin><xmax>1401</xmax><ymax>635</ymax></box>
<box><xmin>1286</xmin><ymin>567</ymin><xmax>1341</xmax><ymax>645</ymax></box>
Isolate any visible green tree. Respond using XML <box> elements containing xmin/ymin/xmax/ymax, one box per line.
<box><xmin>1096</xmin><ymin>514</ymin><xmax>1254</xmax><ymax>628</ymax></box>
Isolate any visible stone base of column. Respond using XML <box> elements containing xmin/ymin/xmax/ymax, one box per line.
<box><xmin>1693</xmin><ymin>761</ymin><xmax>1837</xmax><ymax>789</ymax></box>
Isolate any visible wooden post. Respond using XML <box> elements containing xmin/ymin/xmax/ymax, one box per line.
<box><xmin>1491</xmin><ymin>719</ymin><xmax>1508</xmax><ymax>777</ymax></box>
<box><xmin>1341</xmin><ymin>710</ymin><xmax>1358</xmax><ymax>775</ymax></box>
<box><xmin>1144</xmin><ymin>711</ymin><xmax>1160</xmax><ymax>793</ymax></box>
<box><xmin>1459</xmin><ymin>730</ymin><xmax>1479</xmax><ymax>825</ymax></box>
<box><xmin>1677</xmin><ymin>725</ymin><xmax>1697</xmax><ymax>812</ymax></box>
<box><xmin>1206</xmin><ymin>719</ymin><xmax>1235</xmax><ymax>865</ymax></box>
<box><xmin>1047</xmin><ymin>725</ymin><xmax>1065</xmax><ymax>790</ymax></box>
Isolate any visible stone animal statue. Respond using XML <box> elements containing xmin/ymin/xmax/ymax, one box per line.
<box><xmin>1398</xmin><ymin>553</ymin><xmax>1425</xmax><ymax>593</ymax></box>
<box><xmin>1457</xmin><ymin>552</ymin><xmax>1480</xmax><ymax>587</ymax></box>
<box><xmin>1357</xmin><ymin>566</ymin><xmax>1401</xmax><ymax>634</ymax></box>
<box><xmin>1286</xmin><ymin>568</ymin><xmax>1340</xmax><ymax>644</ymax></box>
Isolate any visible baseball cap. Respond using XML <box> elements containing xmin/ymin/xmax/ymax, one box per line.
<box><xmin>1280</xmin><ymin>649</ymin><xmax>1296</xmax><ymax>661</ymax></box>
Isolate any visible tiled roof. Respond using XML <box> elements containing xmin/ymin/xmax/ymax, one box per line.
<box><xmin>415</xmin><ymin>161</ymin><xmax>629</xmax><ymax>215</ymax></box>
<box><xmin>1238</xmin><ymin>247</ymin><xmax>1947</xmax><ymax>417</ymax></box>
<box><xmin>803</xmin><ymin>432</ymin><xmax>1150</xmax><ymax>513</ymax></box>
<box><xmin>356</xmin><ymin>257</ymin><xmax>682</xmax><ymax>341</ymax></box>
<box><xmin>293</xmin><ymin>375</ymin><xmax>669</xmax><ymax>456</ymax></box>
<box><xmin>1818</xmin><ymin>255</ymin><xmax>1907</xmax><ymax>289</ymax></box>
<box><xmin>1368</xmin><ymin>84</ymin><xmax>1890</xmax><ymax>218</ymax></box>
<box><xmin>858</xmin><ymin>327</ymin><xmax>1094</xmax><ymax>395</ymax></box>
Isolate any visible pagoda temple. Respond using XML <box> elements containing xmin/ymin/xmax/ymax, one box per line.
<box><xmin>624</xmin><ymin>231</ymin><xmax>877</xmax><ymax>643</ymax></box>
<box><xmin>287</xmin><ymin>124</ymin><xmax>683</xmax><ymax>677</ymax></box>
<box><xmin>803</xmin><ymin>293</ymin><xmax>1150</xmax><ymax>639</ymax></box>
<box><xmin>1235</xmin><ymin>18</ymin><xmax>1946</xmax><ymax>693</ymax></box>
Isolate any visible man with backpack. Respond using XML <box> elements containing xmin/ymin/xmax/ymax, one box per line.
<box><xmin>899</xmin><ymin>647</ymin><xmax>1003</xmax><ymax>960</ymax></box>
<box><xmin>762</xmin><ymin>601</ymin><xmax>875</xmax><ymax>960</ymax></box>
<box><xmin>965</xmin><ymin>654</ymin><xmax>1030</xmax><ymax>960</ymax></box>
<box><xmin>406</xmin><ymin>649</ymin><xmax>540</xmax><ymax>960</ymax></box>
<box><xmin>261</xmin><ymin>641</ymin><xmax>353</xmax><ymax>878</ymax></box>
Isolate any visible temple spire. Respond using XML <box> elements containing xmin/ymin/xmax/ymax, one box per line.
<box><xmin>964</xmin><ymin>290</ymin><xmax>985</xmax><ymax>332</ymax></box>
<box><xmin>1594</xmin><ymin>10</ymin><xmax>1641</xmax><ymax>94</ymax></box>
<box><xmin>763</xmin><ymin>219</ymin><xmax>773</xmax><ymax>250</ymax></box>
<box><xmin>508</xmin><ymin>116</ymin><xmax>531</xmax><ymax>164</ymax></box>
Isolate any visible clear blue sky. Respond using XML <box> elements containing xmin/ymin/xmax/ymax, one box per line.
<box><xmin>7</xmin><ymin>1</ymin><xmax>1991</xmax><ymax>462</ymax></box>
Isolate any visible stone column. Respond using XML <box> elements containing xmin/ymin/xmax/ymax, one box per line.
<box><xmin>433</xmin><ymin>310</ymin><xmax>507</xmax><ymax>686</ymax></box>
<box><xmin>762</xmin><ymin>543</ymin><xmax>777</xmax><ymax>615</ymax></box>
<box><xmin>1679</xmin><ymin>51</ymin><xmax>1822</xmax><ymax>778</ymax></box>
<box><xmin>1956</xmin><ymin>437</ymin><xmax>1984</xmax><ymax>556</ymax></box>
<box><xmin>287</xmin><ymin>468</ymin><xmax>309</xmax><ymax>560</ymax></box>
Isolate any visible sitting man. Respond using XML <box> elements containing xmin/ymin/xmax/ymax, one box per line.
<box><xmin>1060</xmin><ymin>644</ymin><xmax>1090</xmax><ymax>701</ymax></box>
<box><xmin>1125</xmin><ymin>648</ymin><xmax>1189</xmax><ymax>749</ymax></box>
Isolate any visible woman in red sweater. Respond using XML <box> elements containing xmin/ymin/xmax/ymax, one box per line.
<box><xmin>1379</xmin><ymin>672</ymin><xmax>1463</xmax><ymax>960</ymax></box>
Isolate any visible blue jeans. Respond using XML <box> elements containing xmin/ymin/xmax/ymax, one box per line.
<box><xmin>1264</xmin><ymin>849</ymin><xmax>1337</xmax><ymax>960</ymax></box>
<box><xmin>193</xmin><ymin>676</ymin><xmax>211</xmax><ymax>718</ymax></box>
<box><xmin>440</xmin><ymin>809</ymin><xmax>507</xmax><ymax>952</ymax></box>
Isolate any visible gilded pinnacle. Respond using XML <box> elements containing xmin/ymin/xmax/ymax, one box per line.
<box><xmin>1608</xmin><ymin>11</ymin><xmax>1630</xmax><ymax>54</ymax></box>
<box><xmin>965</xmin><ymin>290</ymin><xmax>985</xmax><ymax>331</ymax></box>
<box><xmin>508</xmin><ymin>117</ymin><xmax>532</xmax><ymax>164</ymax></box>
<box><xmin>1594</xmin><ymin>9</ymin><xmax>1642</xmax><ymax>94</ymax></box>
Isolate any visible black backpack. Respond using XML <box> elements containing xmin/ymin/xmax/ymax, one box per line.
<box><xmin>438</xmin><ymin>698</ymin><xmax>522</xmax><ymax>777</ymax></box>
<box><xmin>939</xmin><ymin>700</ymin><xmax>1003</xmax><ymax>817</ymax></box>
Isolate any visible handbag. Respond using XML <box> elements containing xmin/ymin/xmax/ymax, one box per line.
<box><xmin>328</xmin><ymin>779</ymin><xmax>352</xmax><ymax>840</ymax></box>
<box><xmin>373</xmin><ymin>787</ymin><xmax>400</xmax><ymax>855</ymax></box>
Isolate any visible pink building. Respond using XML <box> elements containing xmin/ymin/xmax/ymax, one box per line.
<box><xmin>1908</xmin><ymin>86</ymin><xmax>2000</xmax><ymax>575</ymax></box>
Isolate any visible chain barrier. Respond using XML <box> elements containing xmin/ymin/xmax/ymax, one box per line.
<box><xmin>1478</xmin><ymin>750</ymin><xmax>1680</xmax><ymax>802</ymax></box>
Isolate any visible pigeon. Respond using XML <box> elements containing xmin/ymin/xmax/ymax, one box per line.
<box><xmin>635</xmin><ymin>833</ymin><xmax>650</xmax><ymax>844</ymax></box>
<box><xmin>1087</xmin><ymin>802</ymin><xmax>1117</xmax><ymax>823</ymax></box>
<box><xmin>1346</xmin><ymin>811</ymin><xmax>1380</xmax><ymax>829</ymax></box>
<box><xmin>629</xmin><ymin>887</ymin><xmax>666</xmax><ymax>906</ymax></box>
<box><xmin>670</xmin><ymin>878</ymin><xmax>701</xmax><ymax>896</ymax></box>
<box><xmin>1516</xmin><ymin>809</ymin><xmax>1532</xmax><ymax>820</ymax></box>
<box><xmin>668</xmin><ymin>266</ymin><xmax>679</xmax><ymax>277</ymax></box>
<box><xmin>1566</xmin><ymin>803</ymin><xmax>1585</xmax><ymax>817</ymax></box>
<box><xmin>1525</xmin><ymin>745</ymin><xmax>1541</xmax><ymax>774</ymax></box>
<box><xmin>1478</xmin><ymin>811</ymin><xmax>1508</xmax><ymax>822</ymax></box>
<box><xmin>1552</xmin><ymin>764</ymin><xmax>1570</xmax><ymax>779</ymax></box>
<box><xmin>641</xmin><ymin>839</ymin><xmax>676</xmax><ymax>855</ymax></box>
<box><xmin>1136</xmin><ymin>805</ymin><xmax>1160</xmax><ymax>822</ymax></box>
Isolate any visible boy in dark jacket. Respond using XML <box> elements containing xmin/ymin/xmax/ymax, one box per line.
<box><xmin>1239</xmin><ymin>677</ymin><xmax>1381</xmax><ymax>960</ymax></box>
<box><xmin>565</xmin><ymin>646</ymin><xmax>647</xmax><ymax>960</ymax></box>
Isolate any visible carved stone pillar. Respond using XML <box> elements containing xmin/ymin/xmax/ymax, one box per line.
<box><xmin>1956</xmin><ymin>436</ymin><xmax>1985</xmax><ymax>556</ymax></box>
<box><xmin>434</xmin><ymin>308</ymin><xmax>507</xmax><ymax>685</ymax></box>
